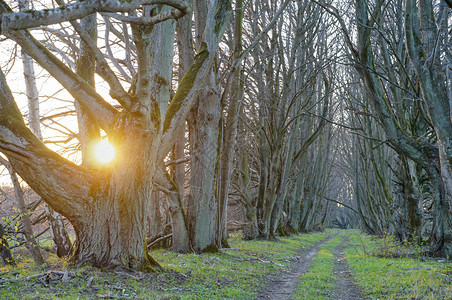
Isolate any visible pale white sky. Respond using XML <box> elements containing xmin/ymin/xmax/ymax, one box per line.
<box><xmin>0</xmin><ymin>31</ymin><xmax>119</xmax><ymax>186</ymax></box>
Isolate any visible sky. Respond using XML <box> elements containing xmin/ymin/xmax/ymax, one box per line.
<box><xmin>0</xmin><ymin>35</ymin><xmax>115</xmax><ymax>185</ymax></box>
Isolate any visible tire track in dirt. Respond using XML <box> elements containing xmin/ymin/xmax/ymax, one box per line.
<box><xmin>255</xmin><ymin>232</ymin><xmax>338</xmax><ymax>300</ymax></box>
<box><xmin>329</xmin><ymin>234</ymin><xmax>365</xmax><ymax>300</ymax></box>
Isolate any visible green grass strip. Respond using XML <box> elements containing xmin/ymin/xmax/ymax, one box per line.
<box><xmin>344</xmin><ymin>230</ymin><xmax>452</xmax><ymax>299</ymax></box>
<box><xmin>291</xmin><ymin>232</ymin><xmax>344</xmax><ymax>300</ymax></box>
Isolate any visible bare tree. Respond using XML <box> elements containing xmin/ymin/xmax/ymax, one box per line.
<box><xmin>0</xmin><ymin>0</ymin><xmax>231</xmax><ymax>270</ymax></box>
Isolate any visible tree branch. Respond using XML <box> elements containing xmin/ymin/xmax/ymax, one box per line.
<box><xmin>0</xmin><ymin>68</ymin><xmax>93</xmax><ymax>218</ymax></box>
<box><xmin>101</xmin><ymin>7</ymin><xmax>186</xmax><ymax>25</ymax></box>
<box><xmin>6</xmin><ymin>28</ymin><xmax>118</xmax><ymax>131</ymax></box>
<box><xmin>68</xmin><ymin>16</ymin><xmax>134</xmax><ymax>109</ymax></box>
<box><xmin>158</xmin><ymin>0</ymin><xmax>232</xmax><ymax>159</ymax></box>
<box><xmin>0</xmin><ymin>0</ymin><xmax>189</xmax><ymax>33</ymax></box>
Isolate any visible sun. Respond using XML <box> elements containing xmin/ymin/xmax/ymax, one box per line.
<box><xmin>94</xmin><ymin>139</ymin><xmax>116</xmax><ymax>164</ymax></box>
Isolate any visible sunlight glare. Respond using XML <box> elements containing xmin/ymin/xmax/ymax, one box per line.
<box><xmin>94</xmin><ymin>139</ymin><xmax>116</xmax><ymax>164</ymax></box>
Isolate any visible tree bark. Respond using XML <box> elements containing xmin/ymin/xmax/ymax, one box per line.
<box><xmin>187</xmin><ymin>76</ymin><xmax>221</xmax><ymax>252</ymax></box>
<box><xmin>0</xmin><ymin>223</ymin><xmax>15</xmax><ymax>265</ymax></box>
<box><xmin>405</xmin><ymin>0</ymin><xmax>452</xmax><ymax>256</ymax></box>
<box><xmin>186</xmin><ymin>0</ymin><xmax>231</xmax><ymax>252</ymax></box>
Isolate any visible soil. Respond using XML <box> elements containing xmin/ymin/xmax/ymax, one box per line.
<box><xmin>255</xmin><ymin>233</ymin><xmax>337</xmax><ymax>300</ymax></box>
<box><xmin>256</xmin><ymin>231</ymin><xmax>365</xmax><ymax>300</ymax></box>
<box><xmin>330</xmin><ymin>235</ymin><xmax>365</xmax><ymax>300</ymax></box>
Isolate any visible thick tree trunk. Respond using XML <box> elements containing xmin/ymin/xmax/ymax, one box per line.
<box><xmin>184</xmin><ymin>0</ymin><xmax>226</xmax><ymax>253</ymax></box>
<box><xmin>426</xmin><ymin>164</ymin><xmax>452</xmax><ymax>257</ymax></box>
<box><xmin>239</xmin><ymin>147</ymin><xmax>259</xmax><ymax>240</ymax></box>
<box><xmin>399</xmin><ymin>156</ymin><xmax>422</xmax><ymax>242</ymax></box>
<box><xmin>260</xmin><ymin>152</ymin><xmax>281</xmax><ymax>239</ymax></box>
<box><xmin>269</xmin><ymin>132</ymin><xmax>295</xmax><ymax>236</ymax></box>
<box><xmin>70</xmin><ymin>122</ymin><xmax>160</xmax><ymax>270</ymax></box>
<box><xmin>156</xmin><ymin>168</ymin><xmax>189</xmax><ymax>253</ymax></box>
<box><xmin>242</xmin><ymin>205</ymin><xmax>259</xmax><ymax>240</ymax></box>
<box><xmin>187</xmin><ymin>79</ymin><xmax>221</xmax><ymax>252</ymax></box>
<box><xmin>71</xmin><ymin>192</ymin><xmax>158</xmax><ymax>270</ymax></box>
<box><xmin>2</xmin><ymin>110</ymin><xmax>160</xmax><ymax>270</ymax></box>
<box><xmin>288</xmin><ymin>171</ymin><xmax>305</xmax><ymax>233</ymax></box>
<box><xmin>404</xmin><ymin>0</ymin><xmax>452</xmax><ymax>256</ymax></box>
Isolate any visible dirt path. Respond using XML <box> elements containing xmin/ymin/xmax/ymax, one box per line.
<box><xmin>256</xmin><ymin>231</ymin><xmax>366</xmax><ymax>300</ymax></box>
<box><xmin>329</xmin><ymin>235</ymin><xmax>365</xmax><ymax>300</ymax></box>
<box><xmin>255</xmin><ymin>233</ymin><xmax>337</xmax><ymax>300</ymax></box>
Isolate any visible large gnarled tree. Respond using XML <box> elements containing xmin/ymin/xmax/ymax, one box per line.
<box><xmin>0</xmin><ymin>0</ymin><xmax>231</xmax><ymax>270</ymax></box>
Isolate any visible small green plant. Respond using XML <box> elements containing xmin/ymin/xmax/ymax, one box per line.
<box><xmin>373</xmin><ymin>232</ymin><xmax>428</xmax><ymax>259</ymax></box>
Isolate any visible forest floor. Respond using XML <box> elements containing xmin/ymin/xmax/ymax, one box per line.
<box><xmin>329</xmin><ymin>235</ymin><xmax>364</xmax><ymax>300</ymax></box>
<box><xmin>257</xmin><ymin>231</ymin><xmax>365</xmax><ymax>300</ymax></box>
<box><xmin>0</xmin><ymin>229</ymin><xmax>451</xmax><ymax>299</ymax></box>
<box><xmin>256</xmin><ymin>233</ymin><xmax>338</xmax><ymax>299</ymax></box>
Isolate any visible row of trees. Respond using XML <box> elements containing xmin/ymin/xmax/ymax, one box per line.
<box><xmin>0</xmin><ymin>0</ymin><xmax>450</xmax><ymax>270</ymax></box>
<box><xmin>0</xmin><ymin>0</ymin><xmax>338</xmax><ymax>270</ymax></box>
<box><xmin>325</xmin><ymin>0</ymin><xmax>452</xmax><ymax>257</ymax></box>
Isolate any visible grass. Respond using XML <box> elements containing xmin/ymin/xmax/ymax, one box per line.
<box><xmin>345</xmin><ymin>230</ymin><xmax>452</xmax><ymax>299</ymax></box>
<box><xmin>5</xmin><ymin>229</ymin><xmax>449</xmax><ymax>299</ymax></box>
<box><xmin>291</xmin><ymin>231</ymin><xmax>343</xmax><ymax>300</ymax></box>
<box><xmin>0</xmin><ymin>229</ymin><xmax>334</xmax><ymax>299</ymax></box>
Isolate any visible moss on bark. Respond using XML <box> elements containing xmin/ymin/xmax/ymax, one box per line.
<box><xmin>163</xmin><ymin>42</ymin><xmax>209</xmax><ymax>133</ymax></box>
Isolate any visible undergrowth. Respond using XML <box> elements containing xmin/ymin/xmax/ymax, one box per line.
<box><xmin>372</xmin><ymin>233</ymin><xmax>429</xmax><ymax>259</ymax></box>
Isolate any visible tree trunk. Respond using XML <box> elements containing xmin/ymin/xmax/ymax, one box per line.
<box><xmin>399</xmin><ymin>155</ymin><xmax>422</xmax><ymax>242</ymax></box>
<box><xmin>239</xmin><ymin>144</ymin><xmax>259</xmax><ymax>240</ymax></box>
<box><xmin>216</xmin><ymin>0</ymin><xmax>244</xmax><ymax>248</ymax></box>
<box><xmin>187</xmin><ymin>77</ymin><xmax>221</xmax><ymax>252</ymax></box>
<box><xmin>2</xmin><ymin>109</ymin><xmax>161</xmax><ymax>270</ymax></box>
<box><xmin>288</xmin><ymin>166</ymin><xmax>305</xmax><ymax>233</ymax></box>
<box><xmin>404</xmin><ymin>0</ymin><xmax>452</xmax><ymax>256</ymax></box>
<box><xmin>242</xmin><ymin>205</ymin><xmax>259</xmax><ymax>240</ymax></box>
<box><xmin>168</xmin><ymin>191</ymin><xmax>189</xmax><ymax>252</ymax></box>
<box><xmin>170</xmin><ymin>9</ymin><xmax>193</xmax><ymax>253</ymax></box>
<box><xmin>184</xmin><ymin>0</ymin><xmax>225</xmax><ymax>253</ymax></box>
<box><xmin>147</xmin><ymin>191</ymin><xmax>165</xmax><ymax>249</ymax></box>
<box><xmin>69</xmin><ymin>123</ymin><xmax>160</xmax><ymax>270</ymax></box>
<box><xmin>46</xmin><ymin>209</ymin><xmax>73</xmax><ymax>258</ymax></box>
<box><xmin>0</xmin><ymin>223</ymin><xmax>15</xmax><ymax>265</ymax></box>
<box><xmin>6</xmin><ymin>161</ymin><xmax>45</xmax><ymax>265</ymax></box>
